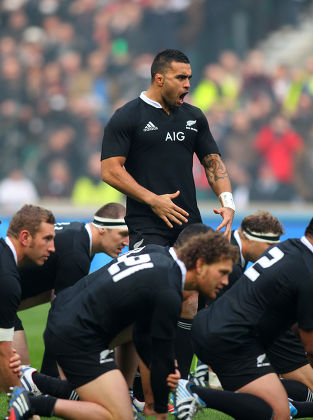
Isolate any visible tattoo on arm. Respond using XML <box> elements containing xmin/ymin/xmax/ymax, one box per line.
<box><xmin>202</xmin><ymin>154</ymin><xmax>229</xmax><ymax>184</ymax></box>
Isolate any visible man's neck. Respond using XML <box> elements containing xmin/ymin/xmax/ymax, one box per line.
<box><xmin>145</xmin><ymin>87</ymin><xmax>170</xmax><ymax>114</ymax></box>
<box><xmin>7</xmin><ymin>236</ymin><xmax>21</xmax><ymax>266</ymax></box>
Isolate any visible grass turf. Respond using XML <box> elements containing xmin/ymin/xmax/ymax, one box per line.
<box><xmin>1</xmin><ymin>304</ymin><xmax>312</xmax><ymax>420</ymax></box>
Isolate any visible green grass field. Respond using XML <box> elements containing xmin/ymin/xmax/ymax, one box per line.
<box><xmin>1</xmin><ymin>304</ymin><xmax>312</xmax><ymax>419</ymax></box>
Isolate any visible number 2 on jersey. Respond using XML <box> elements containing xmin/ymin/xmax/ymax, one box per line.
<box><xmin>245</xmin><ymin>247</ymin><xmax>285</xmax><ymax>281</ymax></box>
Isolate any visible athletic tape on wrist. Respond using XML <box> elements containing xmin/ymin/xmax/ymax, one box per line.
<box><xmin>219</xmin><ymin>192</ymin><xmax>235</xmax><ymax>211</ymax></box>
<box><xmin>0</xmin><ymin>327</ymin><xmax>14</xmax><ymax>341</ymax></box>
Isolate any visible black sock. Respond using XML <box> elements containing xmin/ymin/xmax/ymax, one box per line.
<box><xmin>281</xmin><ymin>378</ymin><xmax>313</xmax><ymax>401</ymax></box>
<box><xmin>40</xmin><ymin>347</ymin><xmax>60</xmax><ymax>378</ymax></box>
<box><xmin>33</xmin><ymin>372</ymin><xmax>78</xmax><ymax>400</ymax></box>
<box><xmin>175</xmin><ymin>318</ymin><xmax>193</xmax><ymax>379</ymax></box>
<box><xmin>133</xmin><ymin>368</ymin><xmax>144</xmax><ymax>401</ymax></box>
<box><xmin>292</xmin><ymin>400</ymin><xmax>313</xmax><ymax>418</ymax></box>
<box><xmin>29</xmin><ymin>394</ymin><xmax>57</xmax><ymax>417</ymax></box>
<box><xmin>189</xmin><ymin>385</ymin><xmax>273</xmax><ymax>420</ymax></box>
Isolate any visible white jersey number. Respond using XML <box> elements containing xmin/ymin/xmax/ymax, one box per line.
<box><xmin>108</xmin><ymin>249</ymin><xmax>154</xmax><ymax>282</ymax></box>
<box><xmin>245</xmin><ymin>247</ymin><xmax>285</xmax><ymax>282</ymax></box>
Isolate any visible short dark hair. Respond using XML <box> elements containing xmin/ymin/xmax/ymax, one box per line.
<box><xmin>241</xmin><ymin>211</ymin><xmax>284</xmax><ymax>236</ymax></box>
<box><xmin>305</xmin><ymin>218</ymin><xmax>313</xmax><ymax>237</ymax></box>
<box><xmin>176</xmin><ymin>231</ymin><xmax>239</xmax><ymax>270</ymax></box>
<box><xmin>7</xmin><ymin>204</ymin><xmax>55</xmax><ymax>239</ymax></box>
<box><xmin>174</xmin><ymin>223</ymin><xmax>213</xmax><ymax>248</ymax></box>
<box><xmin>151</xmin><ymin>49</ymin><xmax>190</xmax><ymax>80</ymax></box>
<box><xmin>95</xmin><ymin>202</ymin><xmax>126</xmax><ymax>219</ymax></box>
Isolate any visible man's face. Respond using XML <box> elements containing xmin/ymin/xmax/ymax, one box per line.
<box><xmin>161</xmin><ymin>61</ymin><xmax>192</xmax><ymax>108</ymax></box>
<box><xmin>196</xmin><ymin>258</ymin><xmax>233</xmax><ymax>299</ymax></box>
<box><xmin>26</xmin><ymin>222</ymin><xmax>55</xmax><ymax>266</ymax></box>
<box><xmin>246</xmin><ymin>241</ymin><xmax>272</xmax><ymax>263</ymax></box>
<box><xmin>101</xmin><ymin>228</ymin><xmax>129</xmax><ymax>258</ymax></box>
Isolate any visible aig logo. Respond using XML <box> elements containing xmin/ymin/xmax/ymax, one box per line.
<box><xmin>165</xmin><ymin>132</ymin><xmax>185</xmax><ymax>141</ymax></box>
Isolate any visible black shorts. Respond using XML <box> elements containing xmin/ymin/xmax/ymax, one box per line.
<box><xmin>44</xmin><ymin>329</ymin><xmax>118</xmax><ymax>389</ymax></box>
<box><xmin>267</xmin><ymin>329</ymin><xmax>308</xmax><ymax>374</ymax></box>
<box><xmin>192</xmin><ymin>310</ymin><xmax>308</xmax><ymax>391</ymax></box>
<box><xmin>191</xmin><ymin>309</ymin><xmax>274</xmax><ymax>391</ymax></box>
<box><xmin>14</xmin><ymin>314</ymin><xmax>24</xmax><ymax>331</ymax></box>
<box><xmin>129</xmin><ymin>229</ymin><xmax>180</xmax><ymax>249</ymax></box>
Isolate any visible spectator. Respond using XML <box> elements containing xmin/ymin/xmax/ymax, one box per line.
<box><xmin>38</xmin><ymin>159</ymin><xmax>73</xmax><ymax>199</ymax></box>
<box><xmin>254</xmin><ymin>113</ymin><xmax>304</xmax><ymax>200</ymax></box>
<box><xmin>0</xmin><ymin>169</ymin><xmax>39</xmax><ymax>211</ymax></box>
<box><xmin>72</xmin><ymin>152</ymin><xmax>123</xmax><ymax>206</ymax></box>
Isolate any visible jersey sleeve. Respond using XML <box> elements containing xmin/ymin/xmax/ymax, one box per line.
<box><xmin>296</xmin><ymin>265</ymin><xmax>313</xmax><ymax>330</ymax></box>
<box><xmin>0</xmin><ymin>271</ymin><xmax>21</xmax><ymax>337</ymax></box>
<box><xmin>142</xmin><ymin>288</ymin><xmax>181</xmax><ymax>413</ymax></box>
<box><xmin>150</xmin><ymin>288</ymin><xmax>182</xmax><ymax>340</ymax></box>
<box><xmin>194</xmin><ymin>109</ymin><xmax>220</xmax><ymax>163</ymax></box>
<box><xmin>101</xmin><ymin>107</ymin><xmax>134</xmax><ymax>160</ymax></box>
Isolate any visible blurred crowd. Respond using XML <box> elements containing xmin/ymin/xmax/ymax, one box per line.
<box><xmin>0</xmin><ymin>0</ymin><xmax>313</xmax><ymax>211</ymax></box>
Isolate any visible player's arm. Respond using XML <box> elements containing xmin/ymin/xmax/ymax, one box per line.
<box><xmin>202</xmin><ymin>153</ymin><xmax>235</xmax><ymax>240</ymax></box>
<box><xmin>101</xmin><ymin>156</ymin><xmax>189</xmax><ymax>228</ymax></box>
<box><xmin>18</xmin><ymin>290</ymin><xmax>53</xmax><ymax>311</ymax></box>
<box><xmin>0</xmin><ymin>338</ymin><xmax>21</xmax><ymax>392</ymax></box>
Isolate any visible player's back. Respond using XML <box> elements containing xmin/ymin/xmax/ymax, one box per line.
<box><xmin>207</xmin><ymin>238</ymin><xmax>313</xmax><ymax>347</ymax></box>
<box><xmin>47</xmin><ymin>245</ymin><xmax>183</xmax><ymax>349</ymax></box>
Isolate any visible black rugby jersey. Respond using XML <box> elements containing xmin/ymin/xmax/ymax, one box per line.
<box><xmin>101</xmin><ymin>93</ymin><xmax>219</xmax><ymax>233</ymax></box>
<box><xmin>206</xmin><ymin>237</ymin><xmax>313</xmax><ymax>347</ymax></box>
<box><xmin>47</xmin><ymin>244</ymin><xmax>184</xmax><ymax>412</ymax></box>
<box><xmin>216</xmin><ymin>230</ymin><xmax>247</xmax><ymax>298</ymax></box>
<box><xmin>19</xmin><ymin>222</ymin><xmax>92</xmax><ymax>298</ymax></box>
<box><xmin>0</xmin><ymin>238</ymin><xmax>21</xmax><ymax>330</ymax></box>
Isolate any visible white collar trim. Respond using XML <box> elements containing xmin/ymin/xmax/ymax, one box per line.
<box><xmin>301</xmin><ymin>236</ymin><xmax>313</xmax><ymax>254</ymax></box>
<box><xmin>85</xmin><ymin>223</ymin><xmax>92</xmax><ymax>256</ymax></box>
<box><xmin>5</xmin><ymin>237</ymin><xmax>18</xmax><ymax>265</ymax></box>
<box><xmin>234</xmin><ymin>229</ymin><xmax>245</xmax><ymax>268</ymax></box>
<box><xmin>169</xmin><ymin>247</ymin><xmax>186</xmax><ymax>292</ymax></box>
<box><xmin>140</xmin><ymin>91</ymin><xmax>162</xmax><ymax>108</ymax></box>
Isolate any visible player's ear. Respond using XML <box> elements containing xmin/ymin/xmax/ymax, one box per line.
<box><xmin>195</xmin><ymin>258</ymin><xmax>204</xmax><ymax>273</ymax></box>
<box><xmin>154</xmin><ymin>73</ymin><xmax>164</xmax><ymax>86</ymax></box>
<box><xmin>19</xmin><ymin>230</ymin><xmax>31</xmax><ymax>246</ymax></box>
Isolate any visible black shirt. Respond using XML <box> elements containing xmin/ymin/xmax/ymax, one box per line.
<box><xmin>101</xmin><ymin>93</ymin><xmax>219</xmax><ymax>234</ymax></box>
<box><xmin>0</xmin><ymin>238</ymin><xmax>21</xmax><ymax>331</ymax></box>
<box><xmin>19</xmin><ymin>222</ymin><xmax>92</xmax><ymax>298</ymax></box>
<box><xmin>206</xmin><ymin>237</ymin><xmax>313</xmax><ymax>348</ymax></box>
<box><xmin>47</xmin><ymin>244</ymin><xmax>184</xmax><ymax>412</ymax></box>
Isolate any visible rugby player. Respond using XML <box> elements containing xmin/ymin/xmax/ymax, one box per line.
<box><xmin>7</xmin><ymin>230</ymin><xmax>238</xmax><ymax>420</ymax></box>
<box><xmin>16</xmin><ymin>202</ymin><xmax>128</xmax><ymax>373</ymax></box>
<box><xmin>191</xmin><ymin>218</ymin><xmax>313</xmax><ymax>420</ymax></box>
<box><xmin>0</xmin><ymin>204</ymin><xmax>55</xmax><ymax>393</ymax></box>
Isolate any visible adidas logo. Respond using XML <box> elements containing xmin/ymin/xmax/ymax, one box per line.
<box><xmin>143</xmin><ymin>121</ymin><xmax>158</xmax><ymax>131</ymax></box>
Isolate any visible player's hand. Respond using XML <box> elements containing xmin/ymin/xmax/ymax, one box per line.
<box><xmin>213</xmin><ymin>207</ymin><xmax>235</xmax><ymax>241</ymax></box>
<box><xmin>167</xmin><ymin>368</ymin><xmax>181</xmax><ymax>391</ymax></box>
<box><xmin>9</xmin><ymin>348</ymin><xmax>22</xmax><ymax>377</ymax></box>
<box><xmin>149</xmin><ymin>190</ymin><xmax>189</xmax><ymax>228</ymax></box>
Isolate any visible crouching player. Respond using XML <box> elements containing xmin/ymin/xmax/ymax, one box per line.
<box><xmin>7</xmin><ymin>230</ymin><xmax>238</xmax><ymax>420</ymax></box>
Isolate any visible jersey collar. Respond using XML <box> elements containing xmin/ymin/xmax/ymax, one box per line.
<box><xmin>169</xmin><ymin>247</ymin><xmax>186</xmax><ymax>292</ymax></box>
<box><xmin>5</xmin><ymin>236</ymin><xmax>18</xmax><ymax>265</ymax></box>
<box><xmin>85</xmin><ymin>223</ymin><xmax>92</xmax><ymax>256</ymax></box>
<box><xmin>301</xmin><ymin>236</ymin><xmax>313</xmax><ymax>254</ymax></box>
<box><xmin>140</xmin><ymin>91</ymin><xmax>162</xmax><ymax>108</ymax></box>
<box><xmin>233</xmin><ymin>229</ymin><xmax>246</xmax><ymax>268</ymax></box>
